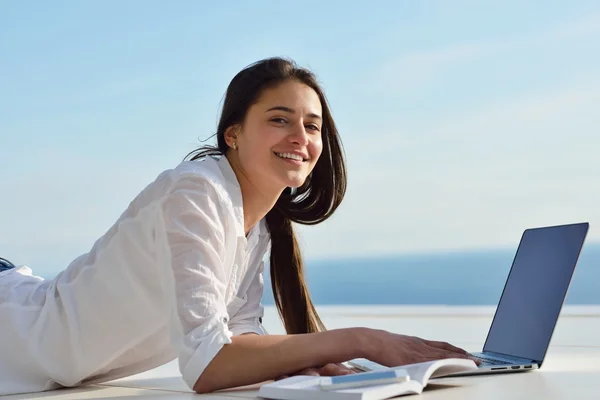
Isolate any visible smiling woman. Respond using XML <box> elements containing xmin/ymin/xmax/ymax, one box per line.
<box><xmin>0</xmin><ymin>57</ymin><xmax>474</xmax><ymax>396</ymax></box>
<box><xmin>184</xmin><ymin>59</ymin><xmax>346</xmax><ymax>340</ymax></box>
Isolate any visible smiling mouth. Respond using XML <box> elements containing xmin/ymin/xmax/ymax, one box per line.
<box><xmin>274</xmin><ymin>152</ymin><xmax>308</xmax><ymax>162</ymax></box>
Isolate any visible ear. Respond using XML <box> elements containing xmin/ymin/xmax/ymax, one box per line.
<box><xmin>224</xmin><ymin>125</ymin><xmax>240</xmax><ymax>148</ymax></box>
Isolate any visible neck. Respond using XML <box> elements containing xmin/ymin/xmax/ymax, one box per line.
<box><xmin>226</xmin><ymin>153</ymin><xmax>282</xmax><ymax>235</ymax></box>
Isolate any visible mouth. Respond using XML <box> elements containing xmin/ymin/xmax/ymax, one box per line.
<box><xmin>274</xmin><ymin>152</ymin><xmax>309</xmax><ymax>162</ymax></box>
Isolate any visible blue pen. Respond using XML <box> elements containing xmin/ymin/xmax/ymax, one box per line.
<box><xmin>319</xmin><ymin>369</ymin><xmax>409</xmax><ymax>391</ymax></box>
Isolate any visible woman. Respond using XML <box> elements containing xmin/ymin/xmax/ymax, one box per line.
<box><xmin>0</xmin><ymin>57</ymin><xmax>473</xmax><ymax>395</ymax></box>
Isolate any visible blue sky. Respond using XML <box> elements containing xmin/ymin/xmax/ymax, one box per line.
<box><xmin>1</xmin><ymin>1</ymin><xmax>600</xmax><ymax>276</ymax></box>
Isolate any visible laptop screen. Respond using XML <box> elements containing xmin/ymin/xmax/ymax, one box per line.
<box><xmin>483</xmin><ymin>223</ymin><xmax>588</xmax><ymax>362</ymax></box>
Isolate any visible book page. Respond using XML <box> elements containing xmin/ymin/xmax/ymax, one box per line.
<box><xmin>395</xmin><ymin>359</ymin><xmax>477</xmax><ymax>387</ymax></box>
<box><xmin>399</xmin><ymin>361</ymin><xmax>437</xmax><ymax>386</ymax></box>
<box><xmin>429</xmin><ymin>361</ymin><xmax>478</xmax><ymax>379</ymax></box>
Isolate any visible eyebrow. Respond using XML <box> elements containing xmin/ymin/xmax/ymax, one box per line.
<box><xmin>265</xmin><ymin>106</ymin><xmax>322</xmax><ymax>120</ymax></box>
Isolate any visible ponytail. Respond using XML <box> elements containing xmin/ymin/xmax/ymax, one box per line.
<box><xmin>266</xmin><ymin>208</ymin><xmax>326</xmax><ymax>334</ymax></box>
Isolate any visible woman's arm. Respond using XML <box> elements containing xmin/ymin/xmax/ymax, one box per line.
<box><xmin>226</xmin><ymin>260</ymin><xmax>268</xmax><ymax>337</ymax></box>
<box><xmin>195</xmin><ymin>326</ymin><xmax>476</xmax><ymax>393</ymax></box>
<box><xmin>194</xmin><ymin>327</ymin><xmax>366</xmax><ymax>393</ymax></box>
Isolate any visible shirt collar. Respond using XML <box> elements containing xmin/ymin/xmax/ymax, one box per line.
<box><xmin>216</xmin><ymin>155</ymin><xmax>267</xmax><ymax>239</ymax></box>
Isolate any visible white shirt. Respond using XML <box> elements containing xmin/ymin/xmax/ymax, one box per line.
<box><xmin>0</xmin><ymin>155</ymin><xmax>270</xmax><ymax>395</ymax></box>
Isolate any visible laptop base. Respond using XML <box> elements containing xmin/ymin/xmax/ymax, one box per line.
<box><xmin>440</xmin><ymin>362</ymin><xmax>539</xmax><ymax>377</ymax></box>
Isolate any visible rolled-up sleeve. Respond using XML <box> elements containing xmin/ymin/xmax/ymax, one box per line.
<box><xmin>228</xmin><ymin>261</ymin><xmax>269</xmax><ymax>336</ymax></box>
<box><xmin>160</xmin><ymin>177</ymin><xmax>234</xmax><ymax>390</ymax></box>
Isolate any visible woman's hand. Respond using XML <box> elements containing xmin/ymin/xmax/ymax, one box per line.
<box><xmin>275</xmin><ymin>363</ymin><xmax>357</xmax><ymax>380</ymax></box>
<box><xmin>363</xmin><ymin>329</ymin><xmax>480</xmax><ymax>367</ymax></box>
<box><xmin>276</xmin><ymin>328</ymin><xmax>478</xmax><ymax>383</ymax></box>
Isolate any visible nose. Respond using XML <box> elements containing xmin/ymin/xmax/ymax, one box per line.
<box><xmin>288</xmin><ymin>120</ymin><xmax>309</xmax><ymax>146</ymax></box>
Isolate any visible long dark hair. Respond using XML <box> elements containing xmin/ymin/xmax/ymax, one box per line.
<box><xmin>185</xmin><ymin>57</ymin><xmax>347</xmax><ymax>334</ymax></box>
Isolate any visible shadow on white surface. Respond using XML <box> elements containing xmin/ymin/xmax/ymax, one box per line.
<box><xmin>0</xmin><ymin>384</ymin><xmax>235</xmax><ymax>399</ymax></box>
<box><xmin>104</xmin><ymin>376</ymin><xmax>191</xmax><ymax>393</ymax></box>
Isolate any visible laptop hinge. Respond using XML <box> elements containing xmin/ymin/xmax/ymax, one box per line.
<box><xmin>484</xmin><ymin>351</ymin><xmax>537</xmax><ymax>364</ymax></box>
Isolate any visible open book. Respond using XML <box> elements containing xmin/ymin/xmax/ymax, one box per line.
<box><xmin>258</xmin><ymin>358</ymin><xmax>477</xmax><ymax>400</ymax></box>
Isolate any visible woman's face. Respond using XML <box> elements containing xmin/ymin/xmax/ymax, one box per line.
<box><xmin>228</xmin><ymin>80</ymin><xmax>324</xmax><ymax>194</ymax></box>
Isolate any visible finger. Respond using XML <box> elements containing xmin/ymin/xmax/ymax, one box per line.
<box><xmin>288</xmin><ymin>367</ymin><xmax>320</xmax><ymax>376</ymax></box>
<box><xmin>299</xmin><ymin>368</ymin><xmax>321</xmax><ymax>376</ymax></box>
<box><xmin>423</xmin><ymin>339</ymin><xmax>469</xmax><ymax>355</ymax></box>
<box><xmin>335</xmin><ymin>363</ymin><xmax>356</xmax><ymax>373</ymax></box>
<box><xmin>426</xmin><ymin>347</ymin><xmax>473</xmax><ymax>362</ymax></box>
<box><xmin>440</xmin><ymin>351</ymin><xmax>481</xmax><ymax>365</ymax></box>
<box><xmin>420</xmin><ymin>342</ymin><xmax>471</xmax><ymax>360</ymax></box>
<box><xmin>469</xmin><ymin>357</ymin><xmax>483</xmax><ymax>365</ymax></box>
<box><xmin>318</xmin><ymin>363</ymin><xmax>354</xmax><ymax>376</ymax></box>
<box><xmin>317</xmin><ymin>364</ymin><xmax>346</xmax><ymax>376</ymax></box>
<box><xmin>406</xmin><ymin>346</ymin><xmax>461</xmax><ymax>363</ymax></box>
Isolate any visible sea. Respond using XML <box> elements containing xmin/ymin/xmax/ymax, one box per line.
<box><xmin>261</xmin><ymin>244</ymin><xmax>600</xmax><ymax>305</ymax></box>
<box><xmin>36</xmin><ymin>244</ymin><xmax>600</xmax><ymax>305</ymax></box>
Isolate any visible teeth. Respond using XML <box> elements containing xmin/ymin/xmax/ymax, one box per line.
<box><xmin>276</xmin><ymin>152</ymin><xmax>304</xmax><ymax>161</ymax></box>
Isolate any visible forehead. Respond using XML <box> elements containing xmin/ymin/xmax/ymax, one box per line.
<box><xmin>254</xmin><ymin>80</ymin><xmax>322</xmax><ymax>114</ymax></box>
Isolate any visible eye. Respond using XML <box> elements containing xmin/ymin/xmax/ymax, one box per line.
<box><xmin>270</xmin><ymin>117</ymin><xmax>287</xmax><ymax>124</ymax></box>
<box><xmin>306</xmin><ymin>124</ymin><xmax>320</xmax><ymax>132</ymax></box>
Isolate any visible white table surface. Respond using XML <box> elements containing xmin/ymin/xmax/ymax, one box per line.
<box><xmin>4</xmin><ymin>305</ymin><xmax>599</xmax><ymax>399</ymax></box>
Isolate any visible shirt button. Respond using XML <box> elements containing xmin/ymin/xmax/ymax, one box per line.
<box><xmin>223</xmin><ymin>317</ymin><xmax>228</xmax><ymax>323</ymax></box>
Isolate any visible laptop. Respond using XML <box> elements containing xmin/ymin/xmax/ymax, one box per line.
<box><xmin>349</xmin><ymin>222</ymin><xmax>590</xmax><ymax>376</ymax></box>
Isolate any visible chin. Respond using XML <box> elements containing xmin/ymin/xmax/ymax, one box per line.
<box><xmin>269</xmin><ymin>167</ymin><xmax>311</xmax><ymax>191</ymax></box>
<box><xmin>285</xmin><ymin>181</ymin><xmax>305</xmax><ymax>190</ymax></box>
<box><xmin>282</xmin><ymin>174</ymin><xmax>307</xmax><ymax>190</ymax></box>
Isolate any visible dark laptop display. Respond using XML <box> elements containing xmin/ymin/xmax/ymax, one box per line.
<box><xmin>483</xmin><ymin>223</ymin><xmax>589</xmax><ymax>364</ymax></box>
